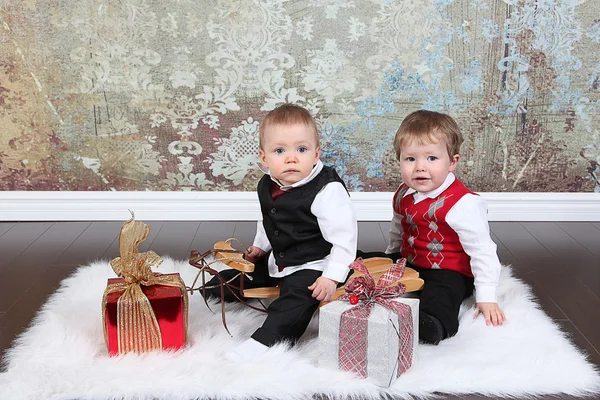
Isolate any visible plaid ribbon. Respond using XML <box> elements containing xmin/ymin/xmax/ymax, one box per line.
<box><xmin>337</xmin><ymin>258</ymin><xmax>413</xmax><ymax>380</ymax></box>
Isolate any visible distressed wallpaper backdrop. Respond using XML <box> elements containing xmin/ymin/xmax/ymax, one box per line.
<box><xmin>0</xmin><ymin>0</ymin><xmax>599</xmax><ymax>192</ymax></box>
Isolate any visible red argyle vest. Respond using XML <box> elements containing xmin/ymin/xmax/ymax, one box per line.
<box><xmin>392</xmin><ymin>179</ymin><xmax>475</xmax><ymax>277</ymax></box>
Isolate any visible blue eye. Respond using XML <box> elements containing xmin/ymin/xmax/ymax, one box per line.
<box><xmin>275</xmin><ymin>148</ymin><xmax>285</xmax><ymax>154</ymax></box>
<box><xmin>406</xmin><ymin>157</ymin><xmax>415</xmax><ymax>162</ymax></box>
<box><xmin>427</xmin><ymin>156</ymin><xmax>437</xmax><ymax>161</ymax></box>
<box><xmin>298</xmin><ymin>146</ymin><xmax>308</xmax><ymax>153</ymax></box>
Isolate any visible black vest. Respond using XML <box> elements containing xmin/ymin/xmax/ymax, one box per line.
<box><xmin>257</xmin><ymin>166</ymin><xmax>348</xmax><ymax>267</ymax></box>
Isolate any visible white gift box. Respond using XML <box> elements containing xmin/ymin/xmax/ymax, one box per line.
<box><xmin>318</xmin><ymin>297</ymin><xmax>419</xmax><ymax>387</ymax></box>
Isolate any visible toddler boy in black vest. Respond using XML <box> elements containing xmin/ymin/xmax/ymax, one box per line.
<box><xmin>205</xmin><ymin>104</ymin><xmax>357</xmax><ymax>361</ymax></box>
<box><xmin>358</xmin><ymin>110</ymin><xmax>506</xmax><ymax>345</ymax></box>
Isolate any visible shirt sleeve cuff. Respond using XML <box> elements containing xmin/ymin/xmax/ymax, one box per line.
<box><xmin>252</xmin><ymin>237</ymin><xmax>271</xmax><ymax>253</ymax></box>
<box><xmin>322</xmin><ymin>261</ymin><xmax>351</xmax><ymax>283</ymax></box>
<box><xmin>475</xmin><ymin>285</ymin><xmax>497</xmax><ymax>303</ymax></box>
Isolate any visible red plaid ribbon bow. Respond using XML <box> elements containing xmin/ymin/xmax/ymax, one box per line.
<box><xmin>337</xmin><ymin>258</ymin><xmax>413</xmax><ymax>381</ymax></box>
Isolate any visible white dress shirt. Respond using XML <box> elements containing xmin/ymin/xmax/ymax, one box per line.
<box><xmin>253</xmin><ymin>160</ymin><xmax>358</xmax><ymax>283</ymax></box>
<box><xmin>385</xmin><ymin>173</ymin><xmax>501</xmax><ymax>303</ymax></box>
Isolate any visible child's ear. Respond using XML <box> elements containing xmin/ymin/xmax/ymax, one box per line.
<box><xmin>449</xmin><ymin>154</ymin><xmax>460</xmax><ymax>172</ymax></box>
<box><xmin>259</xmin><ymin>149</ymin><xmax>269</xmax><ymax>169</ymax></box>
<box><xmin>315</xmin><ymin>146</ymin><xmax>320</xmax><ymax>161</ymax></box>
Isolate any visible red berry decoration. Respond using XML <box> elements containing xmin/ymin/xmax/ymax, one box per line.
<box><xmin>349</xmin><ymin>295</ymin><xmax>359</xmax><ymax>305</ymax></box>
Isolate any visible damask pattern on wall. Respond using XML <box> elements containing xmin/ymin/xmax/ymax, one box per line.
<box><xmin>0</xmin><ymin>0</ymin><xmax>599</xmax><ymax>192</ymax></box>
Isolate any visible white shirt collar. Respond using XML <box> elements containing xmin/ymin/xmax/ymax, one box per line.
<box><xmin>268</xmin><ymin>159</ymin><xmax>324</xmax><ymax>191</ymax></box>
<box><xmin>404</xmin><ymin>172</ymin><xmax>456</xmax><ymax>200</ymax></box>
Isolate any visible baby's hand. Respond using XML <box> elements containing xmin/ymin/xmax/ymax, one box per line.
<box><xmin>243</xmin><ymin>246</ymin><xmax>266</xmax><ymax>263</ymax></box>
<box><xmin>474</xmin><ymin>302</ymin><xmax>506</xmax><ymax>326</ymax></box>
<box><xmin>308</xmin><ymin>276</ymin><xmax>338</xmax><ymax>302</ymax></box>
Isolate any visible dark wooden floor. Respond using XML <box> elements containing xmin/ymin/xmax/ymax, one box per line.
<box><xmin>1</xmin><ymin>221</ymin><xmax>599</xmax><ymax>399</ymax></box>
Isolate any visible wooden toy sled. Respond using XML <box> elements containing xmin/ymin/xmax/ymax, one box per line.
<box><xmin>188</xmin><ymin>239</ymin><xmax>424</xmax><ymax>306</ymax></box>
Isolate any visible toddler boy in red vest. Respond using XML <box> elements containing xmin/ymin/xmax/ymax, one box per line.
<box><xmin>204</xmin><ymin>104</ymin><xmax>358</xmax><ymax>361</ymax></box>
<box><xmin>360</xmin><ymin>109</ymin><xmax>506</xmax><ymax>345</ymax></box>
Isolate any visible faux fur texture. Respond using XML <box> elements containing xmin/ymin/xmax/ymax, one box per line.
<box><xmin>0</xmin><ymin>258</ymin><xmax>599</xmax><ymax>400</ymax></box>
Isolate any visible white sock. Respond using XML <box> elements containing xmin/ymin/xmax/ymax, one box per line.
<box><xmin>226</xmin><ymin>338</ymin><xmax>269</xmax><ymax>362</ymax></box>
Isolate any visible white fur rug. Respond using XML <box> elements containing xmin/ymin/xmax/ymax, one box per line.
<box><xmin>1</xmin><ymin>258</ymin><xmax>599</xmax><ymax>400</ymax></box>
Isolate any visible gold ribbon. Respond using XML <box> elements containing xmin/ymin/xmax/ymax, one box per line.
<box><xmin>101</xmin><ymin>212</ymin><xmax>189</xmax><ymax>354</ymax></box>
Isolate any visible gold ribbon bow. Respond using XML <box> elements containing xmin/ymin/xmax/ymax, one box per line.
<box><xmin>102</xmin><ymin>212</ymin><xmax>188</xmax><ymax>354</ymax></box>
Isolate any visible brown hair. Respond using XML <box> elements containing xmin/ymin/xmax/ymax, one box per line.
<box><xmin>259</xmin><ymin>104</ymin><xmax>319</xmax><ymax>148</ymax></box>
<box><xmin>393</xmin><ymin>110</ymin><xmax>463</xmax><ymax>160</ymax></box>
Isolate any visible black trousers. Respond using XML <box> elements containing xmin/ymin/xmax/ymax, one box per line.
<box><xmin>203</xmin><ymin>257</ymin><xmax>322</xmax><ymax>347</ymax></box>
<box><xmin>356</xmin><ymin>250</ymin><xmax>474</xmax><ymax>338</ymax></box>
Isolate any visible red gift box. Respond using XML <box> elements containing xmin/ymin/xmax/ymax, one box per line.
<box><xmin>104</xmin><ymin>273</ymin><xmax>186</xmax><ymax>355</ymax></box>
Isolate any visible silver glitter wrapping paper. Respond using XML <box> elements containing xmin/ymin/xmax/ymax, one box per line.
<box><xmin>318</xmin><ymin>297</ymin><xmax>419</xmax><ymax>387</ymax></box>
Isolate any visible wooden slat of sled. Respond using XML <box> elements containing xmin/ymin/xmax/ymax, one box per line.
<box><xmin>240</xmin><ymin>286</ymin><xmax>281</xmax><ymax>299</ymax></box>
<box><xmin>213</xmin><ymin>240</ymin><xmax>254</xmax><ymax>273</ymax></box>
<box><xmin>242</xmin><ymin>257</ymin><xmax>424</xmax><ymax>302</ymax></box>
<box><xmin>242</xmin><ymin>275</ymin><xmax>424</xmax><ymax>302</ymax></box>
<box><xmin>361</xmin><ymin>257</ymin><xmax>420</xmax><ymax>280</ymax></box>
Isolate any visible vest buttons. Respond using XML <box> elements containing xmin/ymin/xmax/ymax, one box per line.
<box><xmin>270</xmin><ymin>207</ymin><xmax>277</xmax><ymax>215</ymax></box>
<box><xmin>273</xmin><ymin>230</ymin><xmax>279</xmax><ymax>236</ymax></box>
<box><xmin>279</xmin><ymin>251</ymin><xmax>285</xmax><ymax>258</ymax></box>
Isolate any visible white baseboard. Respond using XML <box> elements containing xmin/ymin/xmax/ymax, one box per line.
<box><xmin>0</xmin><ymin>191</ymin><xmax>599</xmax><ymax>221</ymax></box>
